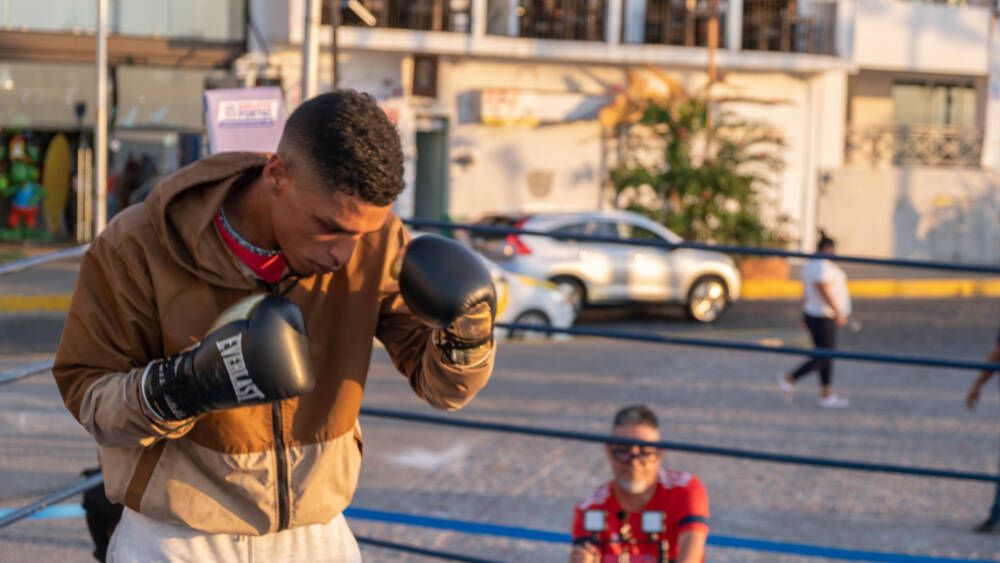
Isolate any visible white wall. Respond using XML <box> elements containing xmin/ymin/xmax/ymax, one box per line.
<box><xmin>714</xmin><ymin>72</ymin><xmax>813</xmax><ymax>246</ymax></box>
<box><xmin>853</xmin><ymin>0</ymin><xmax>991</xmax><ymax>75</ymax></box>
<box><xmin>440</xmin><ymin>61</ymin><xmax>838</xmax><ymax>247</ymax></box>
<box><xmin>819</xmin><ymin>168</ymin><xmax>1000</xmax><ymax>263</ymax></box>
<box><xmin>266</xmin><ymin>47</ymin><xmax>841</xmax><ymax>245</ymax></box>
<box><xmin>249</xmin><ymin>0</ymin><xmax>291</xmax><ymax>50</ymax></box>
<box><xmin>982</xmin><ymin>16</ymin><xmax>1000</xmax><ymax>170</ymax></box>
<box><xmin>441</xmin><ymin>59</ymin><xmax>623</xmax><ymax>219</ymax></box>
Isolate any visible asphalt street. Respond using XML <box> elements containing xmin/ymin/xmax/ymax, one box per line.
<box><xmin>0</xmin><ymin>296</ymin><xmax>998</xmax><ymax>562</ymax></box>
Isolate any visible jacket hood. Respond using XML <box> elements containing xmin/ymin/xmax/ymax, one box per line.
<box><xmin>143</xmin><ymin>152</ymin><xmax>268</xmax><ymax>290</ymax></box>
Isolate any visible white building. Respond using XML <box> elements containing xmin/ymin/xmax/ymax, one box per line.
<box><xmin>247</xmin><ymin>0</ymin><xmax>858</xmax><ymax>254</ymax></box>
<box><xmin>829</xmin><ymin>0</ymin><xmax>1000</xmax><ymax>263</ymax></box>
<box><xmin>10</xmin><ymin>1</ymin><xmax>985</xmax><ymax>260</ymax></box>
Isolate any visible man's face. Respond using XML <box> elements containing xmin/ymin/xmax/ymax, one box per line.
<box><xmin>265</xmin><ymin>153</ymin><xmax>392</xmax><ymax>276</ymax></box>
<box><xmin>606</xmin><ymin>423</ymin><xmax>663</xmax><ymax>495</ymax></box>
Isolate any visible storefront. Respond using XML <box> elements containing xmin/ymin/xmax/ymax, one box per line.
<box><xmin>0</xmin><ymin>59</ymin><xmax>236</xmax><ymax>240</ymax></box>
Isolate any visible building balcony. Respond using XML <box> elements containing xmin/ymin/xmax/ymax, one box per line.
<box><xmin>337</xmin><ymin>0</ymin><xmax>471</xmax><ymax>32</ymax></box>
<box><xmin>488</xmin><ymin>0</ymin><xmax>607</xmax><ymax>41</ymax></box>
<box><xmin>325</xmin><ymin>0</ymin><xmax>850</xmax><ymax>72</ymax></box>
<box><xmin>742</xmin><ymin>0</ymin><xmax>836</xmax><ymax>55</ymax></box>
<box><xmin>339</xmin><ymin>0</ymin><xmax>837</xmax><ymax>56</ymax></box>
<box><xmin>845</xmin><ymin>125</ymin><xmax>983</xmax><ymax>168</ymax></box>
<box><xmin>622</xmin><ymin>0</ymin><xmax>726</xmax><ymax>48</ymax></box>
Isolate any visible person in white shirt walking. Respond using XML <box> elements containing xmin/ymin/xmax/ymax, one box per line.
<box><xmin>778</xmin><ymin>231</ymin><xmax>852</xmax><ymax>408</ymax></box>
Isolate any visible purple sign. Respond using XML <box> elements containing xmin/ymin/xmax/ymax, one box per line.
<box><xmin>204</xmin><ymin>87</ymin><xmax>287</xmax><ymax>154</ymax></box>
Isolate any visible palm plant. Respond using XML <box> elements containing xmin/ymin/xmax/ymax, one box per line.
<box><xmin>604</xmin><ymin>70</ymin><xmax>791</xmax><ymax>247</ymax></box>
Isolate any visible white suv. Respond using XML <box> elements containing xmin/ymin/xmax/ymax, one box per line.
<box><xmin>469</xmin><ymin>210</ymin><xmax>742</xmax><ymax>323</ymax></box>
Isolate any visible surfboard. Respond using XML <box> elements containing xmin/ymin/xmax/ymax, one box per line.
<box><xmin>41</xmin><ymin>133</ymin><xmax>72</xmax><ymax>237</ymax></box>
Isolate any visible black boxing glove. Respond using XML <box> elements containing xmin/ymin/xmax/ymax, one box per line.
<box><xmin>399</xmin><ymin>234</ymin><xmax>497</xmax><ymax>365</ymax></box>
<box><xmin>141</xmin><ymin>294</ymin><xmax>315</xmax><ymax>421</ymax></box>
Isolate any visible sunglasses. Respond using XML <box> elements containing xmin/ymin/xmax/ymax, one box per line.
<box><xmin>609</xmin><ymin>445</ymin><xmax>660</xmax><ymax>463</ymax></box>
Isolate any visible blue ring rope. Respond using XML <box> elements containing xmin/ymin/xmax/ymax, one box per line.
<box><xmin>359</xmin><ymin>407</ymin><xmax>1000</xmax><ymax>483</ymax></box>
<box><xmin>497</xmin><ymin>322</ymin><xmax>1000</xmax><ymax>372</ymax></box>
<box><xmin>404</xmin><ymin>219</ymin><xmax>1000</xmax><ymax>275</ymax></box>
<box><xmin>3</xmin><ymin>503</ymin><xmax>992</xmax><ymax>562</ymax></box>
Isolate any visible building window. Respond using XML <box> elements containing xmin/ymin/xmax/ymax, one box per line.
<box><xmin>892</xmin><ymin>81</ymin><xmax>976</xmax><ymax>128</ymax></box>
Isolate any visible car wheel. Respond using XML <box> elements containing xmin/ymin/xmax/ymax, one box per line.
<box><xmin>511</xmin><ymin>310</ymin><xmax>552</xmax><ymax>340</ymax></box>
<box><xmin>685</xmin><ymin>275</ymin><xmax>729</xmax><ymax>323</ymax></box>
<box><xmin>551</xmin><ymin>277</ymin><xmax>585</xmax><ymax>315</ymax></box>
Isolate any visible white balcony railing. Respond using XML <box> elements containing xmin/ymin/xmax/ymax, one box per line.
<box><xmin>337</xmin><ymin>0</ymin><xmax>840</xmax><ymax>56</ymax></box>
<box><xmin>845</xmin><ymin>125</ymin><xmax>984</xmax><ymax>168</ymax></box>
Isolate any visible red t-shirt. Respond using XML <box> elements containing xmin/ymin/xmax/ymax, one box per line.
<box><xmin>214</xmin><ymin>212</ymin><xmax>287</xmax><ymax>284</ymax></box>
<box><xmin>571</xmin><ymin>469</ymin><xmax>709</xmax><ymax>562</ymax></box>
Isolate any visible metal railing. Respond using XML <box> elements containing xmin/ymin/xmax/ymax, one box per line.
<box><xmin>486</xmin><ymin>0</ymin><xmax>607</xmax><ymax>41</ymax></box>
<box><xmin>625</xmin><ymin>0</ymin><xmax>726</xmax><ymax>47</ymax></box>
<box><xmin>741</xmin><ymin>0</ymin><xmax>836</xmax><ymax>55</ymax></box>
<box><xmin>340</xmin><ymin>0</ymin><xmax>470</xmax><ymax>32</ymax></box>
<box><xmin>845</xmin><ymin>125</ymin><xmax>984</xmax><ymax>168</ymax></box>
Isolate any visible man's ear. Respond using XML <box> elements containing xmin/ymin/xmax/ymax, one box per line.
<box><xmin>264</xmin><ymin>154</ymin><xmax>290</xmax><ymax>194</ymax></box>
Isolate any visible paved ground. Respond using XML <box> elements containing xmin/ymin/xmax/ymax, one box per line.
<box><xmin>0</xmin><ymin>297</ymin><xmax>998</xmax><ymax>562</ymax></box>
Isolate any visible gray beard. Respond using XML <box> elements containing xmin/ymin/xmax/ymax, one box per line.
<box><xmin>616</xmin><ymin>478</ymin><xmax>650</xmax><ymax>494</ymax></box>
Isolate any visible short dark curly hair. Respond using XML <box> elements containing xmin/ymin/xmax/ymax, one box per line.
<box><xmin>280</xmin><ymin>90</ymin><xmax>404</xmax><ymax>206</ymax></box>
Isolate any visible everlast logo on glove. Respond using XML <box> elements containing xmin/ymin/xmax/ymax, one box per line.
<box><xmin>140</xmin><ymin>294</ymin><xmax>315</xmax><ymax>422</ymax></box>
<box><xmin>217</xmin><ymin>335</ymin><xmax>266</xmax><ymax>403</ymax></box>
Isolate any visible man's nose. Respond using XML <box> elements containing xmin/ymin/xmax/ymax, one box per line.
<box><xmin>329</xmin><ymin>236</ymin><xmax>359</xmax><ymax>266</ymax></box>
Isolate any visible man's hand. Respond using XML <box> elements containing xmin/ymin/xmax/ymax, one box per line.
<box><xmin>569</xmin><ymin>543</ymin><xmax>599</xmax><ymax>563</ymax></box>
<box><xmin>835</xmin><ymin>313</ymin><xmax>848</xmax><ymax>328</ymax></box>
<box><xmin>141</xmin><ymin>294</ymin><xmax>315</xmax><ymax>421</ymax></box>
<box><xmin>399</xmin><ymin>235</ymin><xmax>496</xmax><ymax>366</ymax></box>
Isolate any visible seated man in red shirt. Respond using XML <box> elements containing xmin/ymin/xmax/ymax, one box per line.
<box><xmin>571</xmin><ymin>405</ymin><xmax>709</xmax><ymax>563</ymax></box>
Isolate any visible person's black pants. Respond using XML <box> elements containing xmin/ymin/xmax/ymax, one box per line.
<box><xmin>790</xmin><ymin>314</ymin><xmax>837</xmax><ymax>386</ymax></box>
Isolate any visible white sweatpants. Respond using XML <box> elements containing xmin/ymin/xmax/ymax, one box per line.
<box><xmin>107</xmin><ymin>508</ymin><xmax>362</xmax><ymax>563</ymax></box>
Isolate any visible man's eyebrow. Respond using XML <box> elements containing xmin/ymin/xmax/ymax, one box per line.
<box><xmin>318</xmin><ymin>214</ymin><xmax>363</xmax><ymax>235</ymax></box>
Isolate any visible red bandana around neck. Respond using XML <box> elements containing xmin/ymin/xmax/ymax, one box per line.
<box><xmin>214</xmin><ymin>212</ymin><xmax>288</xmax><ymax>285</ymax></box>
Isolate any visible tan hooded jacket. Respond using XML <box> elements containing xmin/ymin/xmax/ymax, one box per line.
<box><xmin>53</xmin><ymin>152</ymin><xmax>494</xmax><ymax>535</ymax></box>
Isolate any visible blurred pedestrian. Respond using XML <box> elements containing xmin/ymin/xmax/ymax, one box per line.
<box><xmin>778</xmin><ymin>231</ymin><xmax>851</xmax><ymax>408</ymax></box>
<box><xmin>965</xmin><ymin>324</ymin><xmax>1000</xmax><ymax>533</ymax></box>
<box><xmin>570</xmin><ymin>405</ymin><xmax>709</xmax><ymax>563</ymax></box>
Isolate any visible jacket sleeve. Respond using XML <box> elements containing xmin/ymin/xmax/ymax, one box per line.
<box><xmin>374</xmin><ymin>225</ymin><xmax>495</xmax><ymax>411</ymax></box>
<box><xmin>53</xmin><ymin>237</ymin><xmax>195</xmax><ymax>447</ymax></box>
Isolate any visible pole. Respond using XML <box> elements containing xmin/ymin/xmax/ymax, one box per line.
<box><xmin>707</xmin><ymin>0</ymin><xmax>719</xmax><ymax>84</ymax></box>
<box><xmin>330</xmin><ymin>0</ymin><xmax>340</xmax><ymax>89</ymax></box>
<box><xmin>302</xmin><ymin>0</ymin><xmax>321</xmax><ymax>101</ymax></box>
<box><xmin>705</xmin><ymin>0</ymin><xmax>719</xmax><ymax>128</ymax></box>
<box><xmin>94</xmin><ymin>0</ymin><xmax>108</xmax><ymax>235</ymax></box>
